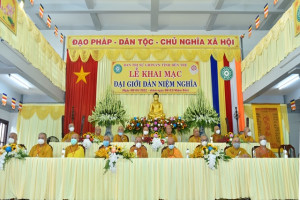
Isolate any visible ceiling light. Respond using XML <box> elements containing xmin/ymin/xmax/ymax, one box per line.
<box><xmin>278</xmin><ymin>74</ymin><xmax>300</xmax><ymax>90</ymax></box>
<box><xmin>8</xmin><ymin>74</ymin><xmax>30</xmax><ymax>89</ymax></box>
<box><xmin>19</xmin><ymin>0</ymin><xmax>24</xmax><ymax>9</ymax></box>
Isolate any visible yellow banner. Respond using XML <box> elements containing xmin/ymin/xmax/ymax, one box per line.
<box><xmin>67</xmin><ymin>35</ymin><xmax>239</xmax><ymax>49</ymax></box>
<box><xmin>111</xmin><ymin>61</ymin><xmax>200</xmax><ymax>94</ymax></box>
<box><xmin>294</xmin><ymin>0</ymin><xmax>300</xmax><ymax>36</ymax></box>
<box><xmin>252</xmin><ymin>104</ymin><xmax>284</xmax><ymax>152</ymax></box>
<box><xmin>0</xmin><ymin>0</ymin><xmax>17</xmax><ymax>34</ymax></box>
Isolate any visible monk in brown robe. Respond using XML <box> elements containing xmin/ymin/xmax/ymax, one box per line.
<box><xmin>255</xmin><ymin>135</ymin><xmax>276</xmax><ymax>158</ymax></box>
<box><xmin>95</xmin><ymin>136</ymin><xmax>111</xmax><ymax>158</ymax></box>
<box><xmin>239</xmin><ymin>127</ymin><xmax>255</xmax><ymax>143</ymax></box>
<box><xmin>211</xmin><ymin>125</ymin><xmax>222</xmax><ymax>142</ymax></box>
<box><xmin>163</xmin><ymin>125</ymin><xmax>178</xmax><ymax>142</ymax></box>
<box><xmin>226</xmin><ymin>137</ymin><xmax>251</xmax><ymax>158</ymax></box>
<box><xmin>189</xmin><ymin>128</ymin><xmax>201</xmax><ymax>142</ymax></box>
<box><xmin>130</xmin><ymin>136</ymin><xmax>148</xmax><ymax>158</ymax></box>
<box><xmin>161</xmin><ymin>137</ymin><xmax>183</xmax><ymax>158</ymax></box>
<box><xmin>65</xmin><ymin>133</ymin><xmax>84</xmax><ymax>158</ymax></box>
<box><xmin>29</xmin><ymin>133</ymin><xmax>53</xmax><ymax>157</ymax></box>
<box><xmin>62</xmin><ymin>123</ymin><xmax>78</xmax><ymax>142</ymax></box>
<box><xmin>113</xmin><ymin>126</ymin><xmax>129</xmax><ymax>142</ymax></box>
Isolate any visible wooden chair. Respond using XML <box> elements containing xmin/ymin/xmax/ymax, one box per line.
<box><xmin>224</xmin><ymin>146</ymin><xmax>231</xmax><ymax>153</ymax></box>
<box><xmin>161</xmin><ymin>146</ymin><xmax>168</xmax><ymax>154</ymax></box>
<box><xmin>78</xmin><ymin>144</ymin><xmax>86</xmax><ymax>155</ymax></box>
<box><xmin>47</xmin><ymin>136</ymin><xmax>59</xmax><ymax>144</ymax></box>
<box><xmin>122</xmin><ymin>135</ymin><xmax>129</xmax><ymax>142</ymax></box>
<box><xmin>278</xmin><ymin>145</ymin><xmax>296</xmax><ymax>158</ymax></box>
<box><xmin>251</xmin><ymin>146</ymin><xmax>260</xmax><ymax>157</ymax></box>
<box><xmin>18</xmin><ymin>144</ymin><xmax>27</xmax><ymax>150</ymax></box>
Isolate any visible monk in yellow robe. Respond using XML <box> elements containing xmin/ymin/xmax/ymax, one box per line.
<box><xmin>113</xmin><ymin>126</ymin><xmax>129</xmax><ymax>142</ymax></box>
<box><xmin>29</xmin><ymin>132</ymin><xmax>53</xmax><ymax>157</ymax></box>
<box><xmin>255</xmin><ymin>135</ymin><xmax>276</xmax><ymax>158</ymax></box>
<box><xmin>190</xmin><ymin>135</ymin><xmax>209</xmax><ymax>158</ymax></box>
<box><xmin>163</xmin><ymin>125</ymin><xmax>178</xmax><ymax>142</ymax></box>
<box><xmin>65</xmin><ymin>134</ymin><xmax>85</xmax><ymax>158</ymax></box>
<box><xmin>94</xmin><ymin>126</ymin><xmax>104</xmax><ymax>141</ymax></box>
<box><xmin>161</xmin><ymin>137</ymin><xmax>183</xmax><ymax>158</ymax></box>
<box><xmin>7</xmin><ymin>132</ymin><xmax>27</xmax><ymax>150</ymax></box>
<box><xmin>130</xmin><ymin>136</ymin><xmax>148</xmax><ymax>158</ymax></box>
<box><xmin>95</xmin><ymin>136</ymin><xmax>111</xmax><ymax>158</ymax></box>
<box><xmin>211</xmin><ymin>126</ymin><xmax>222</xmax><ymax>142</ymax></box>
<box><xmin>239</xmin><ymin>127</ymin><xmax>255</xmax><ymax>143</ymax></box>
<box><xmin>62</xmin><ymin>123</ymin><xmax>78</xmax><ymax>142</ymax></box>
<box><xmin>189</xmin><ymin>128</ymin><xmax>201</xmax><ymax>142</ymax></box>
<box><xmin>226</xmin><ymin>137</ymin><xmax>251</xmax><ymax>158</ymax></box>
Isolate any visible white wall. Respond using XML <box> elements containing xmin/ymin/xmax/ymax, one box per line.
<box><xmin>287</xmin><ymin>112</ymin><xmax>300</xmax><ymax>156</ymax></box>
<box><xmin>249</xmin><ymin>95</ymin><xmax>285</xmax><ymax>104</ymax></box>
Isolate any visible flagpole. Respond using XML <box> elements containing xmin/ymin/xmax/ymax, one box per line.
<box><xmin>240</xmin><ymin>37</ymin><xmax>244</xmax><ymax>60</ymax></box>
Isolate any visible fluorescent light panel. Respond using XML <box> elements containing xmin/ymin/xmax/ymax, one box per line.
<box><xmin>278</xmin><ymin>74</ymin><xmax>300</xmax><ymax>90</ymax></box>
<box><xmin>8</xmin><ymin>74</ymin><xmax>30</xmax><ymax>89</ymax></box>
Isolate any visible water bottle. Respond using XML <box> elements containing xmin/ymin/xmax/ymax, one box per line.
<box><xmin>252</xmin><ymin>149</ymin><xmax>256</xmax><ymax>158</ymax></box>
<box><xmin>186</xmin><ymin>148</ymin><xmax>190</xmax><ymax>158</ymax></box>
<box><xmin>283</xmin><ymin>149</ymin><xmax>288</xmax><ymax>158</ymax></box>
<box><xmin>61</xmin><ymin>148</ymin><xmax>65</xmax><ymax>158</ymax></box>
<box><xmin>210</xmin><ymin>137</ymin><xmax>213</xmax><ymax>143</ymax></box>
<box><xmin>134</xmin><ymin>149</ymin><xmax>137</xmax><ymax>157</ymax></box>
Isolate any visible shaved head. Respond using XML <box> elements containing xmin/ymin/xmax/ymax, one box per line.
<box><xmin>71</xmin><ymin>133</ymin><xmax>80</xmax><ymax>140</ymax></box>
<box><xmin>201</xmin><ymin>135</ymin><xmax>208</xmax><ymax>142</ymax></box>
<box><xmin>9</xmin><ymin>132</ymin><xmax>17</xmax><ymax>142</ymax></box>
<box><xmin>259</xmin><ymin>135</ymin><xmax>266</xmax><ymax>141</ymax></box>
<box><xmin>167</xmin><ymin>137</ymin><xmax>175</xmax><ymax>145</ymax></box>
<box><xmin>135</xmin><ymin>136</ymin><xmax>142</xmax><ymax>144</ymax></box>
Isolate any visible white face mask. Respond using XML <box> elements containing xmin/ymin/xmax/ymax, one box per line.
<box><xmin>8</xmin><ymin>138</ymin><xmax>14</xmax><ymax>144</ymax></box>
<box><xmin>38</xmin><ymin>139</ymin><xmax>45</xmax><ymax>145</ymax></box>
<box><xmin>216</xmin><ymin>130</ymin><xmax>220</xmax><ymax>134</ymax></box>
<box><xmin>136</xmin><ymin>142</ymin><xmax>142</xmax><ymax>148</ymax></box>
<box><xmin>201</xmin><ymin>141</ymin><xmax>208</xmax><ymax>146</ymax></box>
<box><xmin>260</xmin><ymin>139</ymin><xmax>267</xmax><ymax>146</ymax></box>
<box><xmin>143</xmin><ymin>131</ymin><xmax>149</xmax><ymax>135</ymax></box>
<box><xmin>69</xmin><ymin>127</ymin><xmax>74</xmax><ymax>132</ymax></box>
<box><xmin>247</xmin><ymin>131</ymin><xmax>252</xmax><ymax>137</ymax></box>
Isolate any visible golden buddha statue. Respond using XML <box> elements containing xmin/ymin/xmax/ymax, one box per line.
<box><xmin>148</xmin><ymin>93</ymin><xmax>165</xmax><ymax>119</ymax></box>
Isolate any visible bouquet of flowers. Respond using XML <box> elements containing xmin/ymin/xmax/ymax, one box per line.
<box><xmin>222</xmin><ymin>132</ymin><xmax>235</xmax><ymax>146</ymax></box>
<box><xmin>103</xmin><ymin>145</ymin><xmax>135</xmax><ymax>174</ymax></box>
<box><xmin>88</xmin><ymin>87</ymin><xmax>127</xmax><ymax>127</ymax></box>
<box><xmin>184</xmin><ymin>88</ymin><xmax>220</xmax><ymax>129</ymax></box>
<box><xmin>81</xmin><ymin>132</ymin><xmax>94</xmax><ymax>149</ymax></box>
<box><xmin>0</xmin><ymin>144</ymin><xmax>28</xmax><ymax>170</ymax></box>
<box><xmin>201</xmin><ymin>144</ymin><xmax>231</xmax><ymax>170</ymax></box>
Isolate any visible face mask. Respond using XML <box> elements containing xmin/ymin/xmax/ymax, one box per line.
<box><xmin>201</xmin><ymin>141</ymin><xmax>208</xmax><ymax>146</ymax></box>
<box><xmin>38</xmin><ymin>139</ymin><xmax>44</xmax><ymax>145</ymax></box>
<box><xmin>247</xmin><ymin>131</ymin><xmax>252</xmax><ymax>137</ymax></box>
<box><xmin>118</xmin><ymin>132</ymin><xmax>123</xmax><ymax>136</ymax></box>
<box><xmin>216</xmin><ymin>130</ymin><xmax>220</xmax><ymax>134</ymax></box>
<box><xmin>233</xmin><ymin>143</ymin><xmax>240</xmax><ymax>149</ymax></box>
<box><xmin>136</xmin><ymin>142</ymin><xmax>142</xmax><ymax>148</ymax></box>
<box><xmin>260</xmin><ymin>139</ymin><xmax>267</xmax><ymax>146</ymax></box>
<box><xmin>8</xmin><ymin>138</ymin><xmax>14</xmax><ymax>144</ymax></box>
<box><xmin>69</xmin><ymin>127</ymin><xmax>74</xmax><ymax>132</ymax></box>
<box><xmin>103</xmin><ymin>141</ymin><xmax>109</xmax><ymax>147</ymax></box>
<box><xmin>71</xmin><ymin>138</ymin><xmax>77</xmax><ymax>145</ymax></box>
<box><xmin>168</xmin><ymin>145</ymin><xmax>175</xmax><ymax>150</ymax></box>
<box><xmin>143</xmin><ymin>131</ymin><xmax>149</xmax><ymax>135</ymax></box>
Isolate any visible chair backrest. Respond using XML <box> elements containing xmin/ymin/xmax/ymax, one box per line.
<box><xmin>251</xmin><ymin>146</ymin><xmax>260</xmax><ymax>157</ymax></box>
<box><xmin>78</xmin><ymin>144</ymin><xmax>86</xmax><ymax>155</ymax></box>
<box><xmin>18</xmin><ymin>144</ymin><xmax>27</xmax><ymax>150</ymax></box>
<box><xmin>278</xmin><ymin>145</ymin><xmax>296</xmax><ymax>158</ymax></box>
<box><xmin>224</xmin><ymin>146</ymin><xmax>231</xmax><ymax>153</ymax></box>
<box><xmin>123</xmin><ymin>135</ymin><xmax>129</xmax><ymax>142</ymax></box>
<box><xmin>189</xmin><ymin>135</ymin><xmax>194</xmax><ymax>139</ymax></box>
<box><xmin>161</xmin><ymin>146</ymin><xmax>168</xmax><ymax>154</ymax></box>
<box><xmin>47</xmin><ymin>136</ymin><xmax>59</xmax><ymax>144</ymax></box>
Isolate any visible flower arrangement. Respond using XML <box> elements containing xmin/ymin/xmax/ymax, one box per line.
<box><xmin>88</xmin><ymin>87</ymin><xmax>127</xmax><ymax>127</ymax></box>
<box><xmin>0</xmin><ymin>144</ymin><xmax>28</xmax><ymax>170</ymax></box>
<box><xmin>103</xmin><ymin>145</ymin><xmax>135</xmax><ymax>174</ymax></box>
<box><xmin>201</xmin><ymin>144</ymin><xmax>231</xmax><ymax>170</ymax></box>
<box><xmin>124</xmin><ymin>116</ymin><xmax>189</xmax><ymax>135</ymax></box>
<box><xmin>81</xmin><ymin>132</ymin><xmax>94</xmax><ymax>149</ymax></box>
<box><xmin>183</xmin><ymin>89</ymin><xmax>220</xmax><ymax>129</ymax></box>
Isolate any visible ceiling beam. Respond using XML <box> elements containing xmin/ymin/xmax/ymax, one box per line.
<box><xmin>84</xmin><ymin>0</ymin><xmax>101</xmax><ymax>31</ymax></box>
<box><xmin>206</xmin><ymin>0</ymin><xmax>224</xmax><ymax>31</ymax></box>
<box><xmin>151</xmin><ymin>0</ymin><xmax>159</xmax><ymax>32</ymax></box>
<box><xmin>0</xmin><ymin>66</ymin><xmax>21</xmax><ymax>74</ymax></box>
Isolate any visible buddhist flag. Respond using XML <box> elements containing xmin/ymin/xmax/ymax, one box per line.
<box><xmin>47</xmin><ymin>15</ymin><xmax>51</xmax><ymax>28</ymax></box>
<box><xmin>248</xmin><ymin>25</ymin><xmax>252</xmax><ymax>38</ymax></box>
<box><xmin>2</xmin><ymin>93</ymin><xmax>7</xmax><ymax>106</ymax></box>
<box><xmin>18</xmin><ymin>101</ymin><xmax>23</xmax><ymax>112</ymax></box>
<box><xmin>60</xmin><ymin>33</ymin><xmax>64</xmax><ymax>43</ymax></box>
<box><xmin>240</xmin><ymin>34</ymin><xmax>245</xmax><ymax>39</ymax></box>
<box><xmin>255</xmin><ymin>15</ymin><xmax>260</xmax><ymax>29</ymax></box>
<box><xmin>274</xmin><ymin>0</ymin><xmax>278</xmax><ymax>5</ymax></box>
<box><xmin>264</xmin><ymin>4</ymin><xmax>269</xmax><ymax>18</ymax></box>
<box><xmin>39</xmin><ymin>4</ymin><xmax>44</xmax><ymax>18</ymax></box>
<box><xmin>290</xmin><ymin>99</ymin><xmax>296</xmax><ymax>111</ymax></box>
<box><xmin>30</xmin><ymin>0</ymin><xmax>34</xmax><ymax>5</ymax></box>
<box><xmin>54</xmin><ymin>25</ymin><xmax>58</xmax><ymax>37</ymax></box>
<box><xmin>11</xmin><ymin>98</ymin><xmax>16</xmax><ymax>109</ymax></box>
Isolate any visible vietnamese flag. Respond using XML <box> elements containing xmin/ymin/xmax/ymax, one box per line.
<box><xmin>64</xmin><ymin>51</ymin><xmax>98</xmax><ymax>136</ymax></box>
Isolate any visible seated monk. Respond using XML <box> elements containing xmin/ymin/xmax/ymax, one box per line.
<box><xmin>163</xmin><ymin>125</ymin><xmax>178</xmax><ymax>142</ymax></box>
<box><xmin>226</xmin><ymin>137</ymin><xmax>251</xmax><ymax>158</ymax></box>
<box><xmin>7</xmin><ymin>132</ymin><xmax>26</xmax><ymax>150</ymax></box>
<box><xmin>189</xmin><ymin>128</ymin><xmax>201</xmax><ymax>143</ymax></box>
<box><xmin>141</xmin><ymin>126</ymin><xmax>151</xmax><ymax>140</ymax></box>
<box><xmin>130</xmin><ymin>136</ymin><xmax>148</xmax><ymax>158</ymax></box>
<box><xmin>211</xmin><ymin>125</ymin><xmax>222</xmax><ymax>142</ymax></box>
<box><xmin>148</xmin><ymin>93</ymin><xmax>165</xmax><ymax>119</ymax></box>
<box><xmin>255</xmin><ymin>135</ymin><xmax>276</xmax><ymax>158</ymax></box>
<box><xmin>94</xmin><ymin>126</ymin><xmax>104</xmax><ymax>141</ymax></box>
<box><xmin>113</xmin><ymin>126</ymin><xmax>129</xmax><ymax>142</ymax></box>
<box><xmin>29</xmin><ymin>132</ymin><xmax>53</xmax><ymax>157</ymax></box>
<box><xmin>95</xmin><ymin>136</ymin><xmax>111</xmax><ymax>158</ymax></box>
<box><xmin>190</xmin><ymin>135</ymin><xmax>209</xmax><ymax>158</ymax></box>
<box><xmin>239</xmin><ymin>127</ymin><xmax>255</xmax><ymax>143</ymax></box>
<box><xmin>161</xmin><ymin>137</ymin><xmax>183</xmax><ymax>158</ymax></box>
<box><xmin>65</xmin><ymin>134</ymin><xmax>85</xmax><ymax>158</ymax></box>
<box><xmin>62</xmin><ymin>123</ymin><xmax>78</xmax><ymax>142</ymax></box>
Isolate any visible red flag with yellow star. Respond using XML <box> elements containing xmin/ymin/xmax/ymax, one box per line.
<box><xmin>64</xmin><ymin>51</ymin><xmax>98</xmax><ymax>135</ymax></box>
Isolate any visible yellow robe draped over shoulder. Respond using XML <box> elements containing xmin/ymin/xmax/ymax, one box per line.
<box><xmin>255</xmin><ymin>146</ymin><xmax>276</xmax><ymax>158</ymax></box>
<box><xmin>130</xmin><ymin>145</ymin><xmax>148</xmax><ymax>158</ymax></box>
<box><xmin>239</xmin><ymin>134</ymin><xmax>255</xmax><ymax>143</ymax></box>
<box><xmin>188</xmin><ymin>136</ymin><xmax>201</xmax><ymax>143</ymax></box>
<box><xmin>29</xmin><ymin>144</ymin><xmax>53</xmax><ymax>157</ymax></box>
<box><xmin>62</xmin><ymin>131</ymin><xmax>78</xmax><ymax>142</ymax></box>
<box><xmin>65</xmin><ymin>145</ymin><xmax>85</xmax><ymax>158</ymax></box>
<box><xmin>212</xmin><ymin>133</ymin><xmax>222</xmax><ymax>142</ymax></box>
<box><xmin>225</xmin><ymin>146</ymin><xmax>251</xmax><ymax>158</ymax></box>
<box><xmin>95</xmin><ymin>145</ymin><xmax>110</xmax><ymax>158</ymax></box>
<box><xmin>161</xmin><ymin>147</ymin><xmax>183</xmax><ymax>158</ymax></box>
<box><xmin>113</xmin><ymin>135</ymin><xmax>129</xmax><ymax>142</ymax></box>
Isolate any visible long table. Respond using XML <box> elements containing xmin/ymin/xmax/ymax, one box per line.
<box><xmin>50</xmin><ymin>142</ymin><xmax>270</xmax><ymax>158</ymax></box>
<box><xmin>0</xmin><ymin>158</ymin><xmax>298</xmax><ymax>200</ymax></box>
